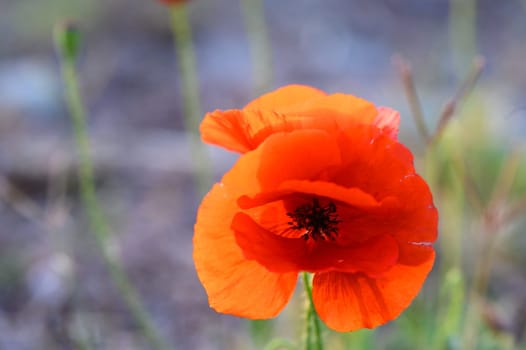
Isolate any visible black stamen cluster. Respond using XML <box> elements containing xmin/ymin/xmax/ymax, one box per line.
<box><xmin>287</xmin><ymin>198</ymin><xmax>341</xmax><ymax>241</ymax></box>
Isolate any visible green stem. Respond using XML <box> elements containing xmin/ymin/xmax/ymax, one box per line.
<box><xmin>240</xmin><ymin>0</ymin><xmax>273</xmax><ymax>95</ymax></box>
<box><xmin>462</xmin><ymin>219</ymin><xmax>499</xmax><ymax>350</ymax></box>
<box><xmin>169</xmin><ymin>4</ymin><xmax>212</xmax><ymax>195</ymax></box>
<box><xmin>302</xmin><ymin>272</ymin><xmax>323</xmax><ymax>350</ymax></box>
<box><xmin>57</xmin><ymin>29</ymin><xmax>170</xmax><ymax>350</ymax></box>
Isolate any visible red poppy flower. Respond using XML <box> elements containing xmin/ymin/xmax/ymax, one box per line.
<box><xmin>194</xmin><ymin>85</ymin><xmax>437</xmax><ymax>331</ymax></box>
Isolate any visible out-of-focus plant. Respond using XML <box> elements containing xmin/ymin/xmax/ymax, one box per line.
<box><xmin>162</xmin><ymin>0</ymin><xmax>212</xmax><ymax>195</ymax></box>
<box><xmin>54</xmin><ymin>21</ymin><xmax>171</xmax><ymax>350</ymax></box>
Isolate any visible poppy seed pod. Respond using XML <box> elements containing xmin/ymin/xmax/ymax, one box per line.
<box><xmin>193</xmin><ymin>85</ymin><xmax>438</xmax><ymax>332</ymax></box>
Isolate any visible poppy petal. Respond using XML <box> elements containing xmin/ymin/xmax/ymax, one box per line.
<box><xmin>331</xmin><ymin>177</ymin><xmax>436</xmax><ymax>247</ymax></box>
<box><xmin>238</xmin><ymin>180</ymin><xmax>382</xmax><ymax>209</ymax></box>
<box><xmin>201</xmin><ymin>109</ymin><xmax>299</xmax><ymax>153</ymax></box>
<box><xmin>201</xmin><ymin>86</ymin><xmax>379</xmax><ymax>153</ymax></box>
<box><xmin>200</xmin><ymin>109</ymin><xmax>255</xmax><ymax>153</ymax></box>
<box><xmin>312</xmin><ymin>250</ymin><xmax>435</xmax><ymax>332</ymax></box>
<box><xmin>255</xmin><ymin>130</ymin><xmax>342</xmax><ymax>190</ymax></box>
<box><xmin>374</xmin><ymin>107</ymin><xmax>400</xmax><ymax>139</ymax></box>
<box><xmin>200</xmin><ymin>108</ymin><xmax>345</xmax><ymax>154</ymax></box>
<box><xmin>291</xmin><ymin>93</ymin><xmax>377</xmax><ymax>124</ymax></box>
<box><xmin>194</xmin><ymin>184</ymin><xmax>298</xmax><ymax>318</ymax></box>
<box><xmin>232</xmin><ymin>212</ymin><xmax>398</xmax><ymax>275</ymax></box>
<box><xmin>244</xmin><ymin>85</ymin><xmax>377</xmax><ymax>125</ymax></box>
<box><xmin>222</xmin><ymin>129</ymin><xmax>342</xmax><ymax>194</ymax></box>
<box><xmin>391</xmin><ymin>174</ymin><xmax>438</xmax><ymax>243</ymax></box>
<box><xmin>397</xmin><ymin>242</ymin><xmax>435</xmax><ymax>265</ymax></box>
<box><xmin>332</xmin><ymin>125</ymin><xmax>415</xmax><ymax>189</ymax></box>
<box><xmin>244</xmin><ymin>84</ymin><xmax>327</xmax><ymax>111</ymax></box>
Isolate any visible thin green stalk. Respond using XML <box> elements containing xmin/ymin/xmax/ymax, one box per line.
<box><xmin>240</xmin><ymin>0</ymin><xmax>273</xmax><ymax>95</ymax></box>
<box><xmin>302</xmin><ymin>272</ymin><xmax>324</xmax><ymax>350</ymax></box>
<box><xmin>169</xmin><ymin>4</ymin><xmax>212</xmax><ymax>195</ymax></box>
<box><xmin>461</xmin><ymin>219</ymin><xmax>499</xmax><ymax>350</ymax></box>
<box><xmin>55</xmin><ymin>22</ymin><xmax>170</xmax><ymax>350</ymax></box>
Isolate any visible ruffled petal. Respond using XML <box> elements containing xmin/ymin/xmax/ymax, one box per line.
<box><xmin>201</xmin><ymin>85</ymin><xmax>380</xmax><ymax>153</ymax></box>
<box><xmin>194</xmin><ymin>183</ymin><xmax>298</xmax><ymax>318</ymax></box>
<box><xmin>332</xmin><ymin>124</ymin><xmax>415</xmax><ymax>189</ymax></box>
<box><xmin>200</xmin><ymin>109</ymin><xmax>255</xmax><ymax>153</ymax></box>
<box><xmin>232</xmin><ymin>212</ymin><xmax>398</xmax><ymax>275</ymax></box>
<box><xmin>374</xmin><ymin>107</ymin><xmax>400</xmax><ymax>139</ymax></box>
<box><xmin>324</xmin><ymin>125</ymin><xmax>437</xmax><ymax>245</ymax></box>
<box><xmin>200</xmin><ymin>109</ymin><xmax>303</xmax><ymax>153</ymax></box>
<box><xmin>312</xmin><ymin>250</ymin><xmax>435</xmax><ymax>332</ymax></box>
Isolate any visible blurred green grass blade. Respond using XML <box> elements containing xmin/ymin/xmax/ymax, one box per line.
<box><xmin>263</xmin><ymin>337</ymin><xmax>297</xmax><ymax>350</ymax></box>
<box><xmin>249</xmin><ymin>319</ymin><xmax>274</xmax><ymax>348</ymax></box>
<box><xmin>169</xmin><ymin>4</ymin><xmax>212</xmax><ymax>195</ymax></box>
<box><xmin>341</xmin><ymin>329</ymin><xmax>374</xmax><ymax>350</ymax></box>
<box><xmin>55</xmin><ymin>21</ymin><xmax>171</xmax><ymax>350</ymax></box>
<box><xmin>433</xmin><ymin>268</ymin><xmax>465</xmax><ymax>349</ymax></box>
<box><xmin>240</xmin><ymin>0</ymin><xmax>273</xmax><ymax>95</ymax></box>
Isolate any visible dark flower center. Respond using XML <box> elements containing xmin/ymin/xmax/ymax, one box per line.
<box><xmin>286</xmin><ymin>197</ymin><xmax>342</xmax><ymax>241</ymax></box>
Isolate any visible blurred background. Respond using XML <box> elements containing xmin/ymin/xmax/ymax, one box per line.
<box><xmin>0</xmin><ymin>0</ymin><xmax>525</xmax><ymax>349</ymax></box>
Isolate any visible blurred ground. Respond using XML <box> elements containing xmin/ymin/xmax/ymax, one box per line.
<box><xmin>0</xmin><ymin>0</ymin><xmax>525</xmax><ymax>349</ymax></box>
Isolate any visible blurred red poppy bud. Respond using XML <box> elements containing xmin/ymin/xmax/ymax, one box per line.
<box><xmin>158</xmin><ymin>0</ymin><xmax>188</xmax><ymax>5</ymax></box>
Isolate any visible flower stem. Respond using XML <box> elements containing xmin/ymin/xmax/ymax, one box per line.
<box><xmin>302</xmin><ymin>272</ymin><xmax>324</xmax><ymax>350</ymax></box>
<box><xmin>55</xmin><ymin>22</ymin><xmax>170</xmax><ymax>350</ymax></box>
<box><xmin>461</xmin><ymin>219</ymin><xmax>498</xmax><ymax>350</ymax></box>
<box><xmin>169</xmin><ymin>3</ymin><xmax>212</xmax><ymax>195</ymax></box>
<box><xmin>240</xmin><ymin>0</ymin><xmax>273</xmax><ymax>95</ymax></box>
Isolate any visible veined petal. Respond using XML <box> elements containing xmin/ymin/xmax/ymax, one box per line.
<box><xmin>200</xmin><ymin>109</ymin><xmax>300</xmax><ymax>153</ymax></box>
<box><xmin>312</xmin><ymin>250</ymin><xmax>435</xmax><ymax>332</ymax></box>
<box><xmin>194</xmin><ymin>184</ymin><xmax>297</xmax><ymax>318</ymax></box>
<box><xmin>201</xmin><ymin>109</ymin><xmax>347</xmax><ymax>154</ymax></box>
<box><xmin>201</xmin><ymin>85</ymin><xmax>327</xmax><ymax>153</ymax></box>
<box><xmin>200</xmin><ymin>109</ymin><xmax>255</xmax><ymax>153</ymax></box>
<box><xmin>232</xmin><ymin>212</ymin><xmax>398</xmax><ymax>275</ymax></box>
<box><xmin>201</xmin><ymin>85</ymin><xmax>379</xmax><ymax>153</ymax></box>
